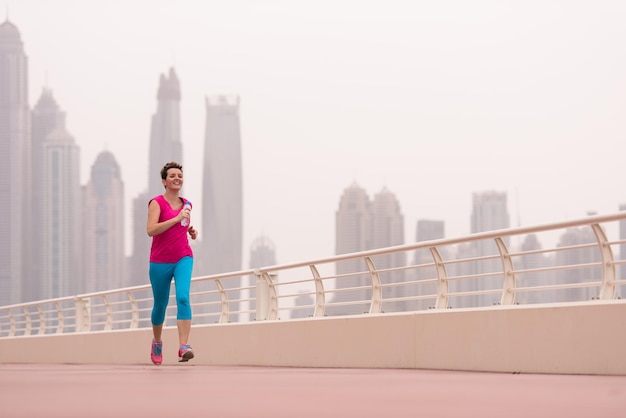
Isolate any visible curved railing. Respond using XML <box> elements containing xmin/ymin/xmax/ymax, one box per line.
<box><xmin>1</xmin><ymin>212</ymin><xmax>625</xmax><ymax>337</ymax></box>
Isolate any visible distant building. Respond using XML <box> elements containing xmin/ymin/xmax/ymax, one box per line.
<box><xmin>411</xmin><ymin>219</ymin><xmax>445</xmax><ymax>310</ymax></box>
<box><xmin>199</xmin><ymin>95</ymin><xmax>243</xmax><ymax>276</ymax></box>
<box><xmin>42</xmin><ymin>126</ymin><xmax>83</xmax><ymax>298</ymax></box>
<box><xmin>330</xmin><ymin>183</ymin><xmax>405</xmax><ymax>315</ymax></box>
<box><xmin>0</xmin><ymin>19</ymin><xmax>30</xmax><ymax>305</ymax></box>
<box><xmin>330</xmin><ymin>182</ymin><xmax>372</xmax><ymax>315</ymax></box>
<box><xmin>247</xmin><ymin>236</ymin><xmax>277</xmax><ymax>321</ymax></box>
<box><xmin>29</xmin><ymin>88</ymin><xmax>65</xmax><ymax>302</ymax></box>
<box><xmin>554</xmin><ymin>226</ymin><xmax>600</xmax><ymax>302</ymax></box>
<box><xmin>83</xmin><ymin>151</ymin><xmax>125</xmax><ymax>292</ymax></box>
<box><xmin>371</xmin><ymin>187</ymin><xmax>405</xmax><ymax>313</ymax></box>
<box><xmin>147</xmin><ymin>68</ymin><xmax>182</xmax><ymax>199</ymax></box>
<box><xmin>128</xmin><ymin>68</ymin><xmax>183</xmax><ymax>286</ymax></box>
<box><xmin>454</xmin><ymin>191</ymin><xmax>510</xmax><ymax>308</ymax></box>
<box><xmin>291</xmin><ymin>292</ymin><xmax>315</xmax><ymax>320</ymax></box>
<box><xmin>197</xmin><ymin>95</ymin><xmax>243</xmax><ymax>317</ymax></box>
<box><xmin>516</xmin><ymin>233</ymin><xmax>552</xmax><ymax>304</ymax></box>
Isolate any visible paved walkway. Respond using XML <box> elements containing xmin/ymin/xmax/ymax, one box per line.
<box><xmin>1</xmin><ymin>364</ymin><xmax>624</xmax><ymax>417</ymax></box>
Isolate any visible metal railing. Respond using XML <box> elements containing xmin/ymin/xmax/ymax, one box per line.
<box><xmin>1</xmin><ymin>212</ymin><xmax>625</xmax><ymax>338</ymax></box>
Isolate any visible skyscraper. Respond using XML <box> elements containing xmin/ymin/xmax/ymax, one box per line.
<box><xmin>197</xmin><ymin>95</ymin><xmax>243</xmax><ymax>318</ymax></box>
<box><xmin>147</xmin><ymin>67</ymin><xmax>182</xmax><ymax>199</ymax></box>
<box><xmin>332</xmin><ymin>183</ymin><xmax>407</xmax><ymax>315</ymax></box>
<box><xmin>332</xmin><ymin>182</ymin><xmax>372</xmax><ymax>315</ymax></box>
<box><xmin>199</xmin><ymin>95</ymin><xmax>243</xmax><ymax>276</ymax></box>
<box><xmin>455</xmin><ymin>190</ymin><xmax>510</xmax><ymax>308</ymax></box>
<box><xmin>83</xmin><ymin>151</ymin><xmax>125</xmax><ymax>292</ymax></box>
<box><xmin>129</xmin><ymin>68</ymin><xmax>183</xmax><ymax>286</ymax></box>
<box><xmin>29</xmin><ymin>88</ymin><xmax>65</xmax><ymax>302</ymax></box>
<box><xmin>247</xmin><ymin>235</ymin><xmax>277</xmax><ymax>321</ymax></box>
<box><xmin>370</xmin><ymin>187</ymin><xmax>405</xmax><ymax>313</ymax></box>
<box><xmin>0</xmin><ymin>19</ymin><xmax>30</xmax><ymax>305</ymax></box>
<box><xmin>555</xmin><ymin>226</ymin><xmax>600</xmax><ymax>302</ymax></box>
<box><xmin>516</xmin><ymin>233</ymin><xmax>551</xmax><ymax>304</ymax></box>
<box><xmin>411</xmin><ymin>219</ymin><xmax>445</xmax><ymax>310</ymax></box>
<box><xmin>42</xmin><ymin>126</ymin><xmax>82</xmax><ymax>299</ymax></box>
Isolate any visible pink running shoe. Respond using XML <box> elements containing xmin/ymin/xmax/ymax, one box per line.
<box><xmin>151</xmin><ymin>340</ymin><xmax>163</xmax><ymax>365</ymax></box>
<box><xmin>178</xmin><ymin>344</ymin><xmax>194</xmax><ymax>362</ymax></box>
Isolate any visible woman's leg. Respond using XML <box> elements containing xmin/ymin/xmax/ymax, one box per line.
<box><xmin>173</xmin><ymin>256</ymin><xmax>194</xmax><ymax>347</ymax></box>
<box><xmin>149</xmin><ymin>262</ymin><xmax>175</xmax><ymax>339</ymax></box>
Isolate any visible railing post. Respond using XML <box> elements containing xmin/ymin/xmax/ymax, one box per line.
<box><xmin>591</xmin><ymin>223</ymin><xmax>616</xmax><ymax>300</ymax></box>
<box><xmin>215</xmin><ymin>279</ymin><xmax>230</xmax><ymax>323</ymax></box>
<box><xmin>255</xmin><ymin>270</ymin><xmax>269</xmax><ymax>320</ymax></box>
<box><xmin>364</xmin><ymin>257</ymin><xmax>382</xmax><ymax>314</ymax></box>
<box><xmin>128</xmin><ymin>292</ymin><xmax>139</xmax><ymax>329</ymax></box>
<box><xmin>37</xmin><ymin>305</ymin><xmax>45</xmax><ymax>335</ymax></box>
<box><xmin>23</xmin><ymin>307</ymin><xmax>31</xmax><ymax>336</ymax></box>
<box><xmin>309</xmin><ymin>264</ymin><xmax>326</xmax><ymax>317</ymax></box>
<box><xmin>495</xmin><ymin>237</ymin><xmax>516</xmax><ymax>305</ymax></box>
<box><xmin>75</xmin><ymin>298</ymin><xmax>90</xmax><ymax>332</ymax></box>
<box><xmin>431</xmin><ymin>247</ymin><xmax>449</xmax><ymax>309</ymax></box>
<box><xmin>255</xmin><ymin>272</ymin><xmax>278</xmax><ymax>320</ymax></box>
<box><xmin>9</xmin><ymin>310</ymin><xmax>15</xmax><ymax>337</ymax></box>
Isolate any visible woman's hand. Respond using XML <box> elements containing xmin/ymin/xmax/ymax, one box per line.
<box><xmin>187</xmin><ymin>226</ymin><xmax>198</xmax><ymax>240</ymax></box>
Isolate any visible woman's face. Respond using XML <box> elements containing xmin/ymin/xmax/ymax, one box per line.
<box><xmin>162</xmin><ymin>168</ymin><xmax>183</xmax><ymax>190</ymax></box>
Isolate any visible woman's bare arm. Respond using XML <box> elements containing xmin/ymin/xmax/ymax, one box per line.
<box><xmin>146</xmin><ymin>199</ymin><xmax>184</xmax><ymax>237</ymax></box>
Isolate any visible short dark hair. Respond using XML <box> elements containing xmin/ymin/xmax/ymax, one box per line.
<box><xmin>160</xmin><ymin>161</ymin><xmax>183</xmax><ymax>180</ymax></box>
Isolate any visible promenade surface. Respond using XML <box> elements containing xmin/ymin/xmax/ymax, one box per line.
<box><xmin>1</xmin><ymin>364</ymin><xmax>624</xmax><ymax>418</ymax></box>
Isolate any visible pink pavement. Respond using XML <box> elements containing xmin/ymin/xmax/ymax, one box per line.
<box><xmin>0</xmin><ymin>364</ymin><xmax>624</xmax><ymax>417</ymax></box>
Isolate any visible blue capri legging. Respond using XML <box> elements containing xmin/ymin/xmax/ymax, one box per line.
<box><xmin>149</xmin><ymin>256</ymin><xmax>194</xmax><ymax>325</ymax></box>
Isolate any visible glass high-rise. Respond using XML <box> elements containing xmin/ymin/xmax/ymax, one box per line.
<box><xmin>370</xmin><ymin>187</ymin><xmax>405</xmax><ymax>312</ymax></box>
<box><xmin>42</xmin><ymin>126</ymin><xmax>82</xmax><ymax>298</ymax></box>
<box><xmin>455</xmin><ymin>190</ymin><xmax>510</xmax><ymax>307</ymax></box>
<box><xmin>332</xmin><ymin>182</ymin><xmax>372</xmax><ymax>315</ymax></box>
<box><xmin>129</xmin><ymin>68</ymin><xmax>183</xmax><ymax>286</ymax></box>
<box><xmin>247</xmin><ymin>235</ymin><xmax>277</xmax><ymax>321</ymax></box>
<box><xmin>83</xmin><ymin>151</ymin><xmax>125</xmax><ymax>292</ymax></box>
<box><xmin>411</xmin><ymin>219</ymin><xmax>445</xmax><ymax>310</ymax></box>
<box><xmin>200</xmin><ymin>95</ymin><xmax>243</xmax><ymax>275</ymax></box>
<box><xmin>195</xmin><ymin>95</ymin><xmax>243</xmax><ymax>319</ymax></box>
<box><xmin>147</xmin><ymin>67</ymin><xmax>182</xmax><ymax>199</ymax></box>
<box><xmin>331</xmin><ymin>183</ymin><xmax>405</xmax><ymax>315</ymax></box>
<box><xmin>29</xmin><ymin>88</ymin><xmax>65</xmax><ymax>302</ymax></box>
<box><xmin>0</xmin><ymin>19</ymin><xmax>30</xmax><ymax>305</ymax></box>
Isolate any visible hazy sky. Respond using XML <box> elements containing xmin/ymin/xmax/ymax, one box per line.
<box><xmin>8</xmin><ymin>0</ymin><xmax>626</xmax><ymax>265</ymax></box>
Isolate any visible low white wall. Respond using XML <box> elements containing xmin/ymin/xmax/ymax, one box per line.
<box><xmin>1</xmin><ymin>301</ymin><xmax>624</xmax><ymax>375</ymax></box>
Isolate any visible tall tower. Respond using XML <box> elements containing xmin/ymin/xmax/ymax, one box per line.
<box><xmin>129</xmin><ymin>68</ymin><xmax>182</xmax><ymax>287</ymax></box>
<box><xmin>555</xmin><ymin>226</ymin><xmax>600</xmax><ymax>302</ymax></box>
<box><xmin>83</xmin><ymin>151</ymin><xmax>125</xmax><ymax>292</ymax></box>
<box><xmin>457</xmin><ymin>191</ymin><xmax>510</xmax><ymax>308</ymax></box>
<box><xmin>411</xmin><ymin>219</ymin><xmax>445</xmax><ymax>310</ymax></box>
<box><xmin>0</xmin><ymin>19</ymin><xmax>31</xmax><ymax>305</ymax></box>
<box><xmin>199</xmin><ymin>95</ymin><xmax>243</xmax><ymax>317</ymax></box>
<box><xmin>200</xmin><ymin>95</ymin><xmax>243</xmax><ymax>275</ymax></box>
<box><xmin>42</xmin><ymin>127</ymin><xmax>82</xmax><ymax>299</ymax></box>
<box><xmin>147</xmin><ymin>67</ymin><xmax>182</xmax><ymax>199</ymax></box>
<box><xmin>29</xmin><ymin>88</ymin><xmax>65</xmax><ymax>302</ymax></box>
<box><xmin>247</xmin><ymin>236</ymin><xmax>277</xmax><ymax>321</ymax></box>
<box><xmin>370</xmin><ymin>187</ymin><xmax>405</xmax><ymax>313</ymax></box>
<box><xmin>331</xmin><ymin>182</ymin><xmax>372</xmax><ymax>315</ymax></box>
<box><xmin>517</xmin><ymin>233</ymin><xmax>551</xmax><ymax>304</ymax></box>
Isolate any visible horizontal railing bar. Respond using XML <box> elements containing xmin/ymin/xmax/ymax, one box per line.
<box><xmin>2</xmin><ymin>211</ymin><xmax>626</xmax><ymax>337</ymax></box>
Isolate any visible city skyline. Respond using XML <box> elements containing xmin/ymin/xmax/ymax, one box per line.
<box><xmin>4</xmin><ymin>1</ymin><xmax>626</xmax><ymax>271</ymax></box>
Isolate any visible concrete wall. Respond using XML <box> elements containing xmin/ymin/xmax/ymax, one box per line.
<box><xmin>1</xmin><ymin>300</ymin><xmax>624</xmax><ymax>375</ymax></box>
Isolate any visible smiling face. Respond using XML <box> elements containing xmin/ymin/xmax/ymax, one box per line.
<box><xmin>162</xmin><ymin>167</ymin><xmax>183</xmax><ymax>190</ymax></box>
<box><xmin>160</xmin><ymin>161</ymin><xmax>184</xmax><ymax>191</ymax></box>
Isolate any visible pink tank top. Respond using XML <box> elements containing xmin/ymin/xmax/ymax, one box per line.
<box><xmin>149</xmin><ymin>195</ymin><xmax>194</xmax><ymax>263</ymax></box>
